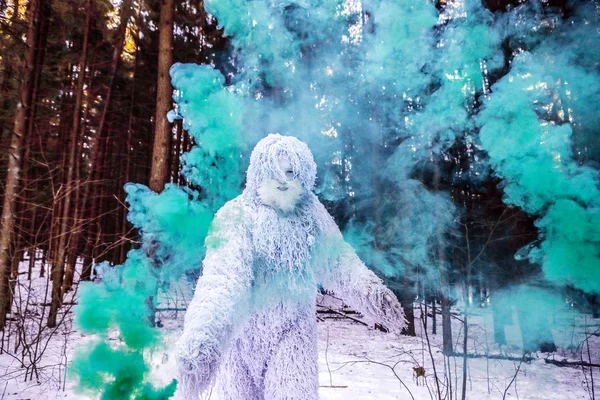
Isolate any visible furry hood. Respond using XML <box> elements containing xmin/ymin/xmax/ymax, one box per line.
<box><xmin>244</xmin><ymin>134</ymin><xmax>317</xmax><ymax>199</ymax></box>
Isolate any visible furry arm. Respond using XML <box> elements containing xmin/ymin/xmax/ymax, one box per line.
<box><xmin>175</xmin><ymin>199</ymin><xmax>253</xmax><ymax>399</ymax></box>
<box><xmin>316</xmin><ymin>203</ymin><xmax>406</xmax><ymax>333</ymax></box>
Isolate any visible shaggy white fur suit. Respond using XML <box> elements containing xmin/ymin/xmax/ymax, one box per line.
<box><xmin>175</xmin><ymin>134</ymin><xmax>405</xmax><ymax>399</ymax></box>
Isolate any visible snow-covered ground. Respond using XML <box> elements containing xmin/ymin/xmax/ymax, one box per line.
<box><xmin>316</xmin><ymin>315</ymin><xmax>595</xmax><ymax>400</ymax></box>
<box><xmin>1</xmin><ymin>311</ymin><xmax>597</xmax><ymax>399</ymax></box>
<box><xmin>0</xmin><ymin>259</ymin><xmax>598</xmax><ymax>399</ymax></box>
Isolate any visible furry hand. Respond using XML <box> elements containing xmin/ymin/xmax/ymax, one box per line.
<box><xmin>175</xmin><ymin>336</ymin><xmax>219</xmax><ymax>399</ymax></box>
<box><xmin>358</xmin><ymin>275</ymin><xmax>406</xmax><ymax>333</ymax></box>
<box><xmin>376</xmin><ymin>288</ymin><xmax>405</xmax><ymax>333</ymax></box>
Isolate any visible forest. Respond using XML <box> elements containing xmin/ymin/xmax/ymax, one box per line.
<box><xmin>0</xmin><ymin>0</ymin><xmax>216</xmax><ymax>328</ymax></box>
<box><xmin>0</xmin><ymin>0</ymin><xmax>598</xmax><ymax>398</ymax></box>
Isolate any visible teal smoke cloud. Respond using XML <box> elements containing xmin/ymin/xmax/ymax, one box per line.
<box><xmin>477</xmin><ymin>2</ymin><xmax>600</xmax><ymax>293</ymax></box>
<box><xmin>72</xmin><ymin>0</ymin><xmax>600</xmax><ymax>395</ymax></box>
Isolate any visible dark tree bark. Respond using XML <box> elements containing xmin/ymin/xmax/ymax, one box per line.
<box><xmin>118</xmin><ymin>5</ymin><xmax>141</xmax><ymax>265</ymax></box>
<box><xmin>431</xmin><ymin>295</ymin><xmax>437</xmax><ymax>335</ymax></box>
<box><xmin>0</xmin><ymin>0</ymin><xmax>47</xmax><ymax>330</ymax></box>
<box><xmin>171</xmin><ymin>120</ymin><xmax>182</xmax><ymax>184</ymax></box>
<box><xmin>149</xmin><ymin>0</ymin><xmax>174</xmax><ymax>193</ymax></box>
<box><xmin>4</xmin><ymin>200</ymin><xmax>23</xmax><ymax>315</ymax></box>
<box><xmin>145</xmin><ymin>0</ymin><xmax>175</xmax><ymax>328</ymax></box>
<box><xmin>0</xmin><ymin>0</ymin><xmax>20</xmax><ymax>140</ymax></box>
<box><xmin>401</xmin><ymin>276</ymin><xmax>416</xmax><ymax>336</ymax></box>
<box><xmin>71</xmin><ymin>0</ymin><xmax>133</xmax><ymax>282</ymax></box>
<box><xmin>59</xmin><ymin>0</ymin><xmax>92</xmax><ymax>295</ymax></box>
<box><xmin>69</xmin><ymin>62</ymin><xmax>93</xmax><ymax>282</ymax></box>
<box><xmin>491</xmin><ymin>293</ymin><xmax>508</xmax><ymax>345</ymax></box>
<box><xmin>48</xmin><ymin>0</ymin><xmax>134</xmax><ymax>328</ymax></box>
<box><xmin>181</xmin><ymin>128</ymin><xmax>191</xmax><ymax>186</ymax></box>
<box><xmin>441</xmin><ymin>294</ymin><xmax>453</xmax><ymax>354</ymax></box>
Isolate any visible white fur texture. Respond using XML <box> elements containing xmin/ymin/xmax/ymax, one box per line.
<box><xmin>175</xmin><ymin>134</ymin><xmax>406</xmax><ymax>400</ymax></box>
<box><xmin>257</xmin><ymin>178</ymin><xmax>304</xmax><ymax>214</ymax></box>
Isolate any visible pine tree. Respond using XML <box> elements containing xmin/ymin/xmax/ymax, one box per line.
<box><xmin>149</xmin><ymin>0</ymin><xmax>174</xmax><ymax>192</ymax></box>
<box><xmin>0</xmin><ymin>0</ymin><xmax>49</xmax><ymax>330</ymax></box>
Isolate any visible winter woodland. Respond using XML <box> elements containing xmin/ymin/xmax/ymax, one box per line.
<box><xmin>0</xmin><ymin>0</ymin><xmax>598</xmax><ymax>399</ymax></box>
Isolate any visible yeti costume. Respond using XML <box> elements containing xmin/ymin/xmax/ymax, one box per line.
<box><xmin>176</xmin><ymin>134</ymin><xmax>405</xmax><ymax>399</ymax></box>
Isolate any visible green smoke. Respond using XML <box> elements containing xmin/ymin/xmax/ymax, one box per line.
<box><xmin>72</xmin><ymin>251</ymin><xmax>175</xmax><ymax>399</ymax></box>
<box><xmin>477</xmin><ymin>2</ymin><xmax>600</xmax><ymax>293</ymax></box>
<box><xmin>71</xmin><ymin>0</ymin><xmax>600</xmax><ymax>393</ymax></box>
<box><xmin>72</xmin><ymin>62</ymin><xmax>246</xmax><ymax>398</ymax></box>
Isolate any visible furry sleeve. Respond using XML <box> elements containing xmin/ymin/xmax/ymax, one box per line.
<box><xmin>175</xmin><ymin>198</ymin><xmax>253</xmax><ymax>399</ymax></box>
<box><xmin>314</xmin><ymin>200</ymin><xmax>406</xmax><ymax>333</ymax></box>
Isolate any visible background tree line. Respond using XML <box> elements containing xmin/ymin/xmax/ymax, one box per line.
<box><xmin>0</xmin><ymin>0</ymin><xmax>229</xmax><ymax>333</ymax></box>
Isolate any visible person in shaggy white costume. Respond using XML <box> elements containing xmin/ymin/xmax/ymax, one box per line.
<box><xmin>176</xmin><ymin>134</ymin><xmax>405</xmax><ymax>399</ymax></box>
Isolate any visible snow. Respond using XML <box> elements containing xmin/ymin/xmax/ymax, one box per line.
<box><xmin>0</xmin><ymin>259</ymin><xmax>598</xmax><ymax>399</ymax></box>
<box><xmin>317</xmin><ymin>317</ymin><xmax>592</xmax><ymax>400</ymax></box>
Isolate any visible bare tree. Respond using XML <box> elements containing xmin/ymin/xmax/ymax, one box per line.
<box><xmin>0</xmin><ymin>0</ymin><xmax>47</xmax><ymax>331</ymax></box>
<box><xmin>57</xmin><ymin>0</ymin><xmax>92</xmax><ymax>295</ymax></box>
<box><xmin>0</xmin><ymin>0</ymin><xmax>22</xmax><ymax>139</ymax></box>
<box><xmin>48</xmin><ymin>0</ymin><xmax>134</xmax><ymax>328</ymax></box>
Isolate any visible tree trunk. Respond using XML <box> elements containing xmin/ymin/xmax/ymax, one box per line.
<box><xmin>46</xmin><ymin>62</ymin><xmax>72</xmax><ymax>311</ymax></box>
<box><xmin>26</xmin><ymin>201</ymin><xmax>38</xmax><ymax>281</ymax></box>
<box><xmin>59</xmin><ymin>0</ymin><xmax>92</xmax><ymax>295</ymax></box>
<box><xmin>181</xmin><ymin>129</ymin><xmax>190</xmax><ymax>186</ymax></box>
<box><xmin>441</xmin><ymin>294</ymin><xmax>453</xmax><ymax>354</ymax></box>
<box><xmin>81</xmin><ymin>118</ymin><xmax>110</xmax><ymax>276</ymax></box>
<box><xmin>119</xmin><ymin>6</ymin><xmax>141</xmax><ymax>265</ymax></box>
<box><xmin>171</xmin><ymin>120</ymin><xmax>182</xmax><ymax>184</ymax></box>
<box><xmin>590</xmin><ymin>294</ymin><xmax>599</xmax><ymax>319</ymax></box>
<box><xmin>431</xmin><ymin>294</ymin><xmax>437</xmax><ymax>335</ymax></box>
<box><xmin>48</xmin><ymin>0</ymin><xmax>133</xmax><ymax>328</ymax></box>
<box><xmin>149</xmin><ymin>0</ymin><xmax>174</xmax><ymax>193</ymax></box>
<box><xmin>491</xmin><ymin>292</ymin><xmax>507</xmax><ymax>345</ymax></box>
<box><xmin>19</xmin><ymin>0</ymin><xmax>49</xmax><ymax>296</ymax></box>
<box><xmin>69</xmin><ymin>62</ymin><xmax>93</xmax><ymax>282</ymax></box>
<box><xmin>146</xmin><ymin>0</ymin><xmax>175</xmax><ymax>328</ymax></box>
<box><xmin>401</xmin><ymin>276</ymin><xmax>415</xmax><ymax>336</ymax></box>
<box><xmin>0</xmin><ymin>0</ymin><xmax>21</xmax><ymax>139</ymax></box>
<box><xmin>68</xmin><ymin>0</ymin><xmax>133</xmax><ymax>289</ymax></box>
<box><xmin>4</xmin><ymin>196</ymin><xmax>22</xmax><ymax>315</ymax></box>
<box><xmin>461</xmin><ymin>312</ymin><xmax>468</xmax><ymax>400</ymax></box>
<box><xmin>0</xmin><ymin>0</ymin><xmax>45</xmax><ymax>331</ymax></box>
<box><xmin>5</xmin><ymin>247</ymin><xmax>23</xmax><ymax>315</ymax></box>
<box><xmin>516</xmin><ymin>299</ymin><xmax>556</xmax><ymax>353</ymax></box>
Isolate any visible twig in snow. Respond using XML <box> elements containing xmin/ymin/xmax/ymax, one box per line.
<box><xmin>502</xmin><ymin>354</ymin><xmax>524</xmax><ymax>400</ymax></box>
<box><xmin>586</xmin><ymin>326</ymin><xmax>596</xmax><ymax>400</ymax></box>
<box><xmin>325</xmin><ymin>326</ymin><xmax>333</xmax><ymax>387</ymax></box>
<box><xmin>420</xmin><ymin>303</ymin><xmax>442</xmax><ymax>400</ymax></box>
<box><xmin>332</xmin><ymin>357</ymin><xmax>415</xmax><ymax>400</ymax></box>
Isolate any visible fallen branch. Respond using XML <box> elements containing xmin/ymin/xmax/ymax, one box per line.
<box><xmin>450</xmin><ymin>352</ymin><xmax>535</xmax><ymax>363</ymax></box>
<box><xmin>545</xmin><ymin>359</ymin><xmax>600</xmax><ymax>369</ymax></box>
<box><xmin>317</xmin><ymin>309</ymin><xmax>360</xmax><ymax>315</ymax></box>
<box><xmin>34</xmin><ymin>302</ymin><xmax>78</xmax><ymax>307</ymax></box>
<box><xmin>316</xmin><ymin>305</ymin><xmax>368</xmax><ymax>326</ymax></box>
<box><xmin>448</xmin><ymin>353</ymin><xmax>600</xmax><ymax>368</ymax></box>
